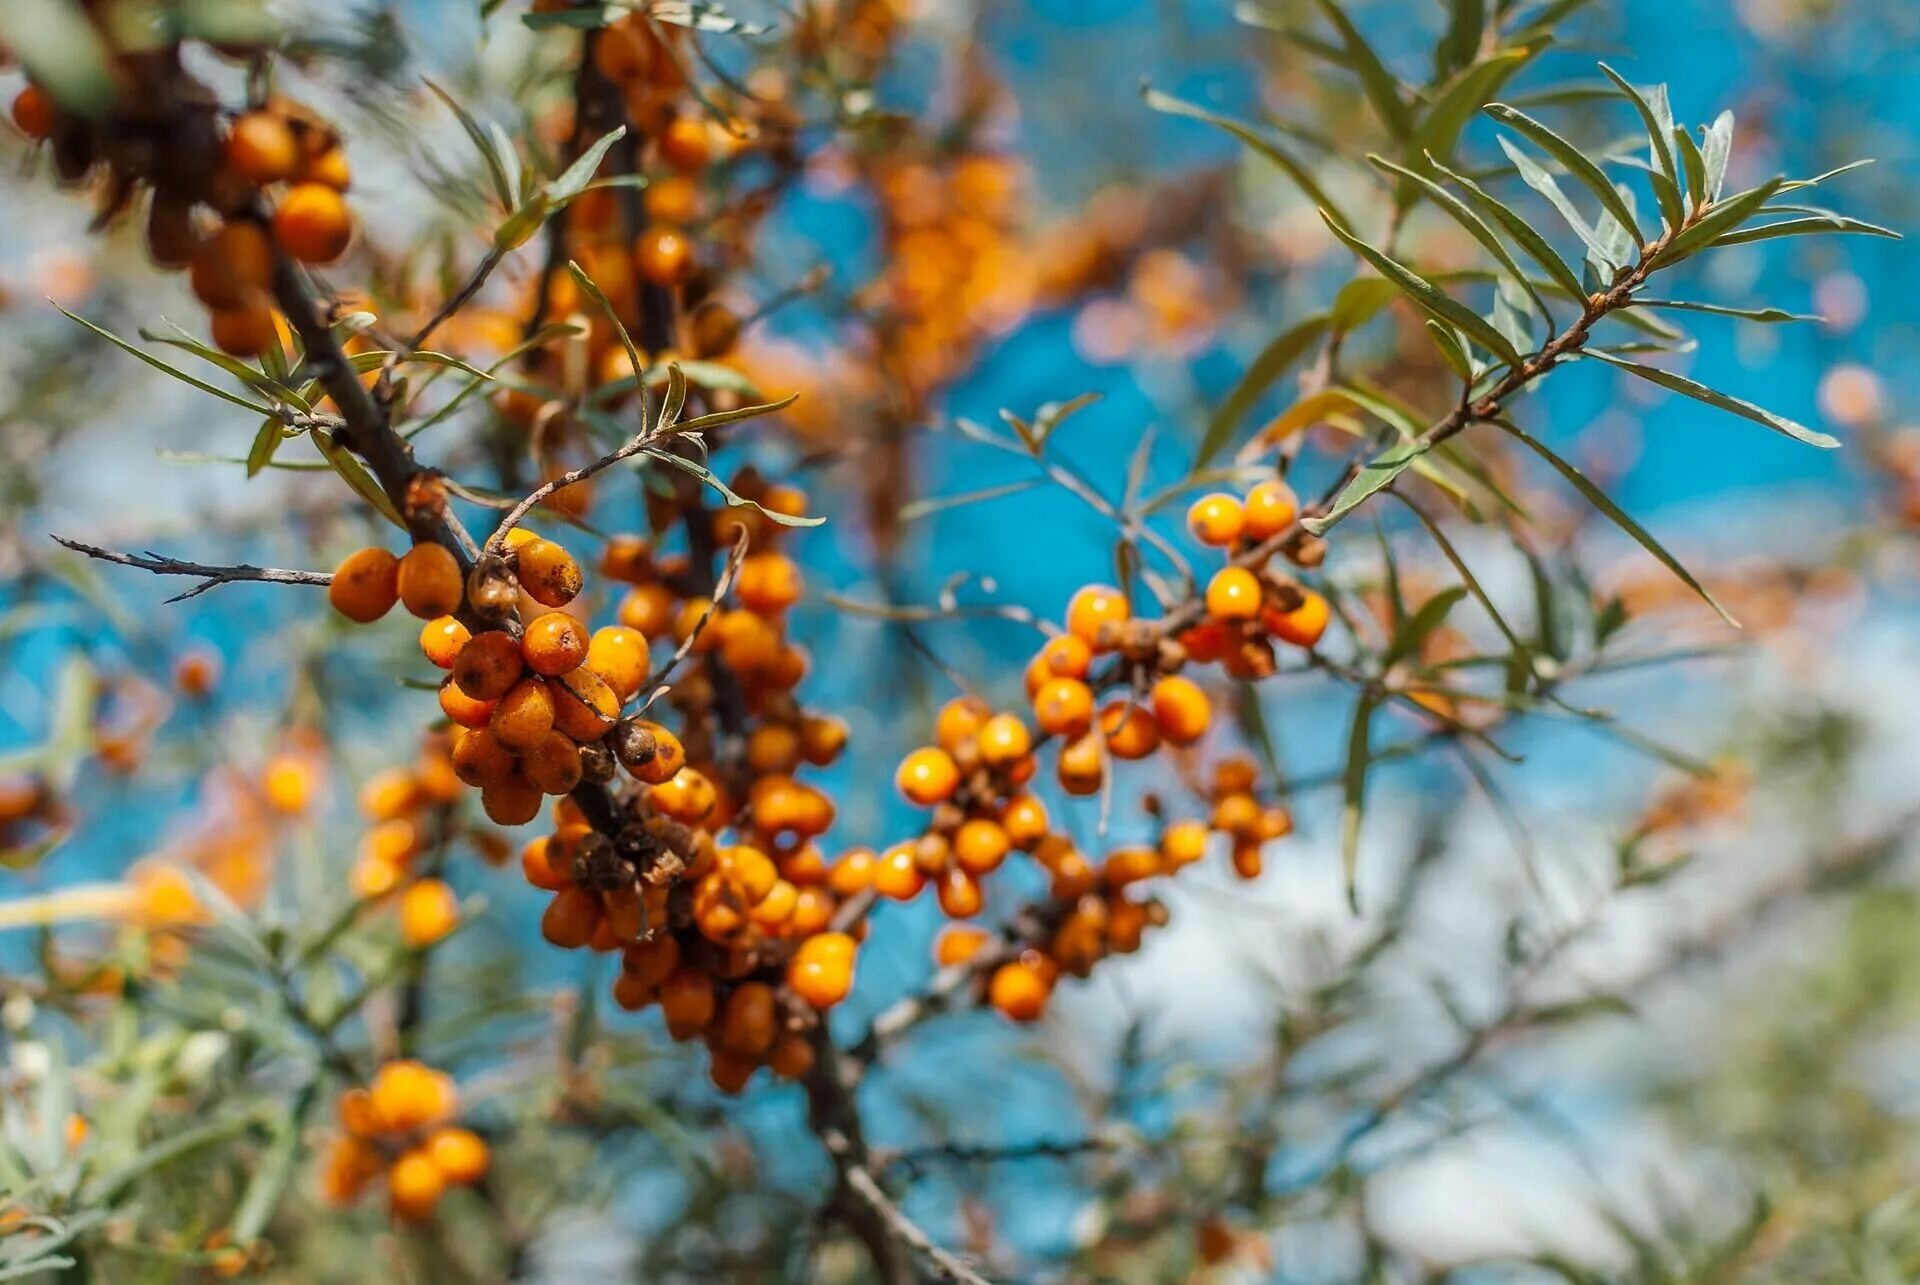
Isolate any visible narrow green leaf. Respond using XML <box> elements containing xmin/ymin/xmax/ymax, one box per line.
<box><xmin>547</xmin><ymin>125</ymin><xmax>628</xmax><ymax>202</ymax></box>
<box><xmin>899</xmin><ymin>478</ymin><xmax>1046</xmax><ymax>524</ymax></box>
<box><xmin>245</xmin><ymin>419</ymin><xmax>285</xmax><ymax>477</ymax></box>
<box><xmin>1597</xmin><ymin>64</ymin><xmax>1684</xmax><ymax>230</ymax></box>
<box><xmin>1424</xmin><ymin>320</ymin><xmax>1474</xmax><ymax>380</ymax></box>
<box><xmin>1415</xmin><ymin>47</ymin><xmax>1539</xmax><ymax>169</ymax></box>
<box><xmin>1425</xmin><ymin>155</ymin><xmax>1586</xmax><ymax>298</ymax></box>
<box><xmin>1710</xmin><ymin>214</ymin><xmax>1900</xmax><ymax>248</ymax></box>
<box><xmin>1651</xmin><ymin>178</ymin><xmax>1783</xmax><ymax>265</ymax></box>
<box><xmin>567</xmin><ymin>260</ymin><xmax>647</xmax><ymax>420</ymax></box>
<box><xmin>1341</xmin><ymin>691</ymin><xmax>1380</xmax><ymax>912</ymax></box>
<box><xmin>1673</xmin><ymin>126</ymin><xmax>1707</xmax><ymax>209</ymax></box>
<box><xmin>1701</xmin><ymin>111</ymin><xmax>1734</xmax><ymax>204</ymax></box>
<box><xmin>1199</xmin><ymin>313</ymin><xmax>1330</xmax><ymax>467</ymax></box>
<box><xmin>1497</xmin><ymin>137</ymin><xmax>1616</xmax><ymax>270</ymax></box>
<box><xmin>1487</xmin><ymin>103</ymin><xmax>1641</xmax><ymax>241</ymax></box>
<box><xmin>1331</xmin><ymin>278</ymin><xmax>1401</xmax><ymax>329</ymax></box>
<box><xmin>312</xmin><ymin>433</ymin><xmax>409</xmax><ymax>530</ymax></box>
<box><xmin>1232</xmin><ymin>4</ymin><xmax>1353</xmax><ymax>66</ymax></box>
<box><xmin>1143</xmin><ymin>87</ymin><xmax>1348</xmax><ymax>224</ymax></box>
<box><xmin>425</xmin><ymin>79</ymin><xmax>516</xmax><ymax>211</ymax></box>
<box><xmin>1304</xmin><ymin>437</ymin><xmax>1431</xmax><ymax>535</ymax></box>
<box><xmin>644</xmin><ymin>449</ymin><xmax>824</xmax><ymax>526</ymax></box>
<box><xmin>144</xmin><ymin>324</ymin><xmax>311</xmax><ymax>410</ymax></box>
<box><xmin>1320</xmin><ymin>212</ymin><xmax>1523</xmax><ymax>367</ymax></box>
<box><xmin>1581</xmin><ymin>349</ymin><xmax>1838</xmax><ymax>449</ymax></box>
<box><xmin>1375</xmin><ymin>153</ymin><xmax>1553</xmax><ymax>321</ymax></box>
<box><xmin>55</xmin><ymin>305</ymin><xmax>278</xmax><ymax>417</ymax></box>
<box><xmin>1386</xmin><ymin>586</ymin><xmax>1468</xmax><ymax>666</ymax></box>
<box><xmin>1628</xmin><ymin>299</ymin><xmax>1820</xmax><ymax>324</ymax></box>
<box><xmin>1494</xmin><ymin>418</ymin><xmax>1738</xmax><ymax>626</ymax></box>
<box><xmin>1309</xmin><ymin>0</ymin><xmax>1414</xmax><ymax>139</ymax></box>
<box><xmin>1434</xmin><ymin>0</ymin><xmax>1485</xmax><ymax>79</ymax></box>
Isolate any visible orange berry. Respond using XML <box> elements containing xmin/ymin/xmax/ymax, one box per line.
<box><xmin>624</xmin><ymin>718</ymin><xmax>685</xmax><ymax>785</ymax></box>
<box><xmin>452</xmin><ymin>631</ymin><xmax>525</xmax><ymax>701</ymax></box>
<box><xmin>1100</xmin><ymin>701</ymin><xmax>1161</xmax><ymax>759</ymax></box>
<box><xmin>661</xmin><ymin>965</ymin><xmax>717</xmax><ymax>1039</ymax></box>
<box><xmin>1041</xmin><ymin>634</ymin><xmax>1093</xmax><ymax>679</ymax></box>
<box><xmin>541</xmin><ymin>886</ymin><xmax>602</xmax><ymax>949</ymax></box>
<box><xmin>953</xmin><ymin>818</ymin><xmax>1011</xmax><ymax>876</ymax></box>
<box><xmin>514</xmin><ymin>538</ymin><xmax>582</xmax><ymax>607</ymax></box>
<box><xmin>896</xmin><ymin>746</ymin><xmax>960</xmax><ymax>806</ymax></box>
<box><xmin>328</xmin><ymin>547</ymin><xmax>399</xmax><ymax>623</ymax></box>
<box><xmin>873</xmin><ymin>844</ymin><xmax>927</xmax><ymax>900</ymax></box>
<box><xmin>934</xmin><ymin>925</ymin><xmax>991</xmax><ymax>967</ymax></box>
<box><xmin>769</xmin><ymin>1032</ymin><xmax>816</xmax><ymax>1080</ymax></box>
<box><xmin>397</xmin><ymin>543</ymin><xmax>464</xmax><ymax>619</ymax></box>
<box><xmin>489</xmin><ymin>678</ymin><xmax>555</xmax><ymax>752</ymax></box>
<box><xmin>440</xmin><ymin>682</ymin><xmax>497</xmax><ymax>733</ymax></box>
<box><xmin>976</xmin><ymin>714</ymin><xmax>1032</xmax><ymax>767</ymax></box>
<box><xmin>798</xmin><ymin>715</ymin><xmax>849</xmax><ymax>767</ymax></box>
<box><xmin>618</xmin><ymin>583</ymin><xmax>676</xmax><ymax>637</ymax></box>
<box><xmin>1149</xmin><ymin>674</ymin><xmax>1210</xmax><ymax>745</ymax></box>
<box><xmin>450</xmin><ymin>728</ymin><xmax>514</xmax><ymax>786</ymax></box>
<box><xmin>424</xmin><ymin>1127</ymin><xmax>489</xmax><ymax>1186</ymax></box>
<box><xmin>735</xmin><ymin>552</ymin><xmax>803</xmax><ymax>614</ymax></box>
<box><xmin>659</xmin><ymin>114</ymin><xmax>714</xmax><ymax>172</ymax></box>
<box><xmin>11</xmin><ymin>85</ymin><xmax>54</xmax><ymax>140</ymax></box>
<box><xmin>370</xmin><ymin>1060</ymin><xmax>457</xmax><ymax>1132</ymax></box>
<box><xmin>1242</xmin><ymin>480</ymin><xmax>1299</xmax><ymax>540</ymax></box>
<box><xmin>399</xmin><ymin>878</ymin><xmax>459</xmax><ymax>947</ymax></box>
<box><xmin>1205</xmin><ymin>566</ymin><xmax>1262</xmax><ymax>620</ymax></box>
<box><xmin>828</xmin><ymin>847</ymin><xmax>877</xmax><ymax>896</ymax></box>
<box><xmin>584</xmin><ymin>625</ymin><xmax>648</xmax><ymax>701</ymax></box>
<box><xmin>273</xmin><ymin>182</ymin><xmax>353</xmax><ymax>263</ymax></box>
<box><xmin>1186</xmin><ymin>493</ymin><xmax>1245</xmax><ymax>546</ymax></box>
<box><xmin>1263</xmin><ymin>588</ymin><xmax>1329</xmax><ymax>648</ymax></box>
<box><xmin>208</xmin><ymin>302</ymin><xmax>278</xmax><ymax>357</ymax></box>
<box><xmin>520</xmin><ymin>834</ymin><xmax>571</xmax><ymax>891</ymax></box>
<box><xmin>1103</xmin><ymin>846</ymin><xmax>1163</xmax><ymax>888</ymax></box>
<box><xmin>936</xmin><ymin>866</ymin><xmax>984</xmax><ymax>918</ymax></box>
<box><xmin>934</xmin><ymin>696</ymin><xmax>990</xmax><ymax>750</ymax></box>
<box><xmin>1161</xmin><ymin>819</ymin><xmax>1211</xmax><ymax>867</ymax></box>
<box><xmin>1032</xmin><ymin>677</ymin><xmax>1094</xmax><ymax>738</ymax></box>
<box><xmin>550</xmin><ymin>667</ymin><xmax>620</xmax><ymax>741</ymax></box>
<box><xmin>787</xmin><ymin>932</ymin><xmax>856</xmax><ymax>1009</ymax></box>
<box><xmin>1000</xmin><ymin>793</ymin><xmax>1050</xmax><ymax>850</ymax></box>
<box><xmin>1065</xmin><ymin>584</ymin><xmax>1130</xmax><ymax>648</ymax></box>
<box><xmin>419</xmin><ymin>616</ymin><xmax>470</xmax><ymax>669</ymax></box>
<box><xmin>388</xmin><ymin>1149</ymin><xmax>446</xmax><ymax>1222</ymax></box>
<box><xmin>635</xmin><ymin>225</ymin><xmax>693</xmax><ymax>285</ymax></box>
<box><xmin>988</xmin><ymin>958</ymin><xmax>1052</xmax><ymax>1022</ymax></box>
<box><xmin>173</xmin><ymin>647</ymin><xmax>222</xmax><ymax>698</ymax></box>
<box><xmin>645</xmin><ymin>173</ymin><xmax>702</xmax><ymax>224</ymax></box>
<box><xmin>480</xmin><ymin>773</ymin><xmax>543</xmax><ymax>826</ymax></box>
<box><xmin>1056</xmin><ymin>733</ymin><xmax>1105</xmax><ymax>796</ymax></box>
<box><xmin>299</xmin><ymin>146</ymin><xmax>352</xmax><ymax>190</ymax></box>
<box><xmin>189</xmin><ymin>221</ymin><xmax>274</xmax><ymax>309</ymax></box>
<box><xmin>719</xmin><ymin>980</ymin><xmax>778</xmax><ymax>1056</ymax></box>
<box><xmin>522</xmin><ymin>611</ymin><xmax>589</xmax><ymax>677</ymax></box>
<box><xmin>225</xmin><ymin>110</ymin><xmax>298</xmax><ymax>183</ymax></box>
<box><xmin>521</xmin><ymin>731</ymin><xmax>583</xmax><ymax>795</ymax></box>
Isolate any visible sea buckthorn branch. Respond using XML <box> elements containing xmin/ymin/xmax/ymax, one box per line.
<box><xmin>47</xmin><ymin>537</ymin><xmax>332</xmax><ymax>602</ymax></box>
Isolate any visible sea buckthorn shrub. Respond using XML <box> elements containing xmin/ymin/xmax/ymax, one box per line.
<box><xmin>0</xmin><ymin>0</ymin><xmax>1898</xmax><ymax>1279</ymax></box>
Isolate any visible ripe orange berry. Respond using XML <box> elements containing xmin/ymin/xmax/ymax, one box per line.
<box><xmin>1162</xmin><ymin>819</ymin><xmax>1211</xmax><ymax>867</ymax></box>
<box><xmin>1186</xmin><ymin>492</ymin><xmax>1245</xmax><ymax>546</ymax></box>
<box><xmin>936</xmin><ymin>867</ymin><xmax>984</xmax><ymax>918</ymax></box>
<box><xmin>388</xmin><ymin>1149</ymin><xmax>446</xmax><ymax>1222</ymax></box>
<box><xmin>424</xmin><ymin>1127</ymin><xmax>489</xmax><ymax>1186</ymax></box>
<box><xmin>1103</xmin><ymin>846</ymin><xmax>1163</xmax><ymax>888</ymax></box>
<box><xmin>1032</xmin><ymin>677</ymin><xmax>1094</xmax><ymax>738</ymax></box>
<box><xmin>174</xmin><ymin>648</ymin><xmax>222</xmax><ymax>697</ymax></box>
<box><xmin>1000</xmin><ymin>793</ymin><xmax>1050</xmax><ymax>849</ymax></box>
<box><xmin>541</xmin><ymin>886</ymin><xmax>602</xmax><ymax>950</ymax></box>
<box><xmin>396</xmin><ymin>543</ymin><xmax>464</xmax><ymax>619</ymax></box>
<box><xmin>480</xmin><ymin>773</ymin><xmax>543</xmax><ymax>826</ymax></box>
<box><xmin>1205</xmin><ymin>566</ymin><xmax>1263</xmax><ymax>621</ymax></box>
<box><xmin>440</xmin><ymin>683</ymin><xmax>498</xmax><ymax>734</ymax></box>
<box><xmin>873</xmin><ymin>844</ymin><xmax>927</xmax><ymax>900</ymax></box>
<box><xmin>635</xmin><ymin>225</ymin><xmax>693</xmax><ymax>285</ymax></box>
<box><xmin>954</xmin><ymin>818</ymin><xmax>1011</xmax><ymax>876</ymax></box>
<box><xmin>799</xmin><ymin>715</ymin><xmax>849</xmax><ymax>766</ymax></box>
<box><xmin>934</xmin><ymin>696</ymin><xmax>990</xmax><ymax>750</ymax></box>
<box><xmin>988</xmin><ymin>957</ymin><xmax>1052</xmax><ymax>1022</ymax></box>
<box><xmin>453</xmin><ymin>631</ymin><xmax>526</xmax><ymax>701</ymax></box>
<box><xmin>828</xmin><ymin>847</ymin><xmax>877</xmax><ymax>896</ymax></box>
<box><xmin>189</xmin><ymin>221</ymin><xmax>274</xmax><ymax>309</ymax></box>
<box><xmin>1057</xmin><ymin>733</ymin><xmax>1105</xmax><ymax>796</ymax></box>
<box><xmin>328</xmin><ymin>547</ymin><xmax>400</xmax><ymax>623</ymax></box>
<box><xmin>225</xmin><ymin>110</ymin><xmax>299</xmax><ymax>183</ymax></box>
<box><xmin>1263</xmin><ymin>589</ymin><xmax>1329</xmax><ymax>648</ymax></box>
<box><xmin>618</xmin><ymin>583</ymin><xmax>676</xmax><ymax>637</ymax></box>
<box><xmin>659</xmin><ymin>114</ymin><xmax>714</xmax><ymax>172</ymax></box>
<box><xmin>719</xmin><ymin>981</ymin><xmax>777</xmax><ymax>1056</ymax></box>
<box><xmin>661</xmin><ymin>965</ymin><xmax>717</xmax><ymax>1039</ymax></box>
<box><xmin>623</xmin><ymin>718</ymin><xmax>685</xmax><ymax>785</ymax></box>
<box><xmin>514</xmin><ymin>538</ymin><xmax>582</xmax><ymax>607</ymax></box>
<box><xmin>582</xmin><ymin>625</ymin><xmax>648</xmax><ymax>701</ymax></box>
<box><xmin>769</xmin><ymin>1032</ymin><xmax>816</xmax><ymax>1080</ymax></box>
<box><xmin>209</xmin><ymin>302</ymin><xmax>279</xmax><ymax>357</ymax></box>
<box><xmin>1065</xmin><ymin>584</ymin><xmax>1130</xmax><ymax>649</ymax></box>
<box><xmin>1040</xmin><ymin>634</ymin><xmax>1093</xmax><ymax>679</ymax></box>
<box><xmin>11</xmin><ymin>85</ymin><xmax>55</xmax><ymax>140</ymax></box>
<box><xmin>787</xmin><ymin>932</ymin><xmax>856</xmax><ymax>1009</ymax></box>
<box><xmin>735</xmin><ymin>551</ymin><xmax>803</xmax><ymax>615</ymax></box>
<box><xmin>273</xmin><ymin>182</ymin><xmax>352</xmax><ymax>263</ymax></box>
<box><xmin>522</xmin><ymin>611</ymin><xmax>589</xmax><ymax>677</ymax></box>
<box><xmin>1242</xmin><ymin>479</ymin><xmax>1299</xmax><ymax>540</ymax></box>
<box><xmin>934</xmin><ymin>925</ymin><xmax>991</xmax><ymax>967</ymax></box>
<box><xmin>549</xmin><ymin>667</ymin><xmax>619</xmax><ymax>741</ymax></box>
<box><xmin>370</xmin><ymin>1061</ymin><xmax>457</xmax><ymax>1132</ymax></box>
<box><xmin>520</xmin><ymin>834</ymin><xmax>571</xmax><ymax>892</ymax></box>
<box><xmin>419</xmin><ymin>616</ymin><xmax>470</xmax><ymax>669</ymax></box>
<box><xmin>490</xmin><ymin>678</ymin><xmax>555</xmax><ymax>753</ymax></box>
<box><xmin>400</xmin><ymin>878</ymin><xmax>459</xmax><ymax>947</ymax></box>
<box><xmin>896</xmin><ymin>746</ymin><xmax>960</xmax><ymax>806</ymax></box>
<box><xmin>299</xmin><ymin>146</ymin><xmax>352</xmax><ymax>191</ymax></box>
<box><xmin>1100</xmin><ymin>701</ymin><xmax>1161</xmax><ymax>759</ymax></box>
<box><xmin>1149</xmin><ymin>674</ymin><xmax>1211</xmax><ymax>745</ymax></box>
<box><xmin>976</xmin><ymin>714</ymin><xmax>1032</xmax><ymax>767</ymax></box>
<box><xmin>521</xmin><ymin>731</ymin><xmax>583</xmax><ymax>795</ymax></box>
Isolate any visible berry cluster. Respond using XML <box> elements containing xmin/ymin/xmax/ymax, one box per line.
<box><xmin>321</xmin><ymin>1061</ymin><xmax>490</xmax><ymax>1222</ymax></box>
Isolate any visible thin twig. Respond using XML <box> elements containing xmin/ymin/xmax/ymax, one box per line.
<box><xmin>52</xmin><ymin>537</ymin><xmax>331</xmax><ymax>602</ymax></box>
